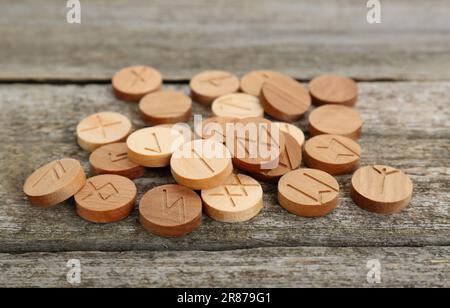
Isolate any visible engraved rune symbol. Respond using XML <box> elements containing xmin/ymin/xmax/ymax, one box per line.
<box><xmin>201</xmin><ymin>74</ymin><xmax>232</xmax><ymax>87</ymax></box>
<box><xmin>108</xmin><ymin>151</ymin><xmax>128</xmax><ymax>162</ymax></box>
<box><xmin>372</xmin><ymin>166</ymin><xmax>399</xmax><ymax>194</ymax></box>
<box><xmin>129</xmin><ymin>67</ymin><xmax>151</xmax><ymax>87</ymax></box>
<box><xmin>81</xmin><ymin>181</ymin><xmax>119</xmax><ymax>201</ymax></box>
<box><xmin>79</xmin><ymin>115</ymin><xmax>122</xmax><ymax>138</ymax></box>
<box><xmin>287</xmin><ymin>172</ymin><xmax>338</xmax><ymax>205</ymax></box>
<box><xmin>162</xmin><ymin>189</ymin><xmax>186</xmax><ymax>223</ymax></box>
<box><xmin>217</xmin><ymin>97</ymin><xmax>252</xmax><ymax>115</ymax></box>
<box><xmin>316</xmin><ymin>138</ymin><xmax>360</xmax><ymax>161</ymax></box>
<box><xmin>208</xmin><ymin>174</ymin><xmax>259</xmax><ymax>207</ymax></box>
<box><xmin>191</xmin><ymin>148</ymin><xmax>215</xmax><ymax>173</ymax></box>
<box><xmin>145</xmin><ymin>132</ymin><xmax>162</xmax><ymax>153</ymax></box>
<box><xmin>32</xmin><ymin>160</ymin><xmax>66</xmax><ymax>187</ymax></box>
<box><xmin>235</xmin><ymin>125</ymin><xmax>279</xmax><ymax>155</ymax></box>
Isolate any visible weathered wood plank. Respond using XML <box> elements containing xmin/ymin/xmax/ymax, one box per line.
<box><xmin>1</xmin><ymin>0</ymin><xmax>450</xmax><ymax>81</ymax></box>
<box><xmin>0</xmin><ymin>82</ymin><xmax>449</xmax><ymax>252</ymax></box>
<box><xmin>0</xmin><ymin>247</ymin><xmax>448</xmax><ymax>287</ymax></box>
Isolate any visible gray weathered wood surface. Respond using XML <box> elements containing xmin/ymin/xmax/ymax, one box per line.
<box><xmin>0</xmin><ymin>0</ymin><xmax>449</xmax><ymax>288</ymax></box>
<box><xmin>1</xmin><ymin>0</ymin><xmax>450</xmax><ymax>81</ymax></box>
<box><xmin>1</xmin><ymin>247</ymin><xmax>449</xmax><ymax>288</ymax></box>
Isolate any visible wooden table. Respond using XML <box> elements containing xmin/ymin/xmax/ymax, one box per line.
<box><xmin>0</xmin><ymin>0</ymin><xmax>449</xmax><ymax>287</ymax></box>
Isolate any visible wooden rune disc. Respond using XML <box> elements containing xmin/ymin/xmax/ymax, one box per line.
<box><xmin>260</xmin><ymin>73</ymin><xmax>311</xmax><ymax>122</ymax></box>
<box><xmin>304</xmin><ymin>134</ymin><xmax>361</xmax><ymax>175</ymax></box>
<box><xmin>211</xmin><ymin>93</ymin><xmax>264</xmax><ymax>119</ymax></box>
<box><xmin>351</xmin><ymin>165</ymin><xmax>413</xmax><ymax>214</ymax></box>
<box><xmin>139</xmin><ymin>184</ymin><xmax>202</xmax><ymax>237</ymax></box>
<box><xmin>190</xmin><ymin>70</ymin><xmax>240</xmax><ymax>105</ymax></box>
<box><xmin>201</xmin><ymin>173</ymin><xmax>263</xmax><ymax>223</ymax></box>
<box><xmin>275</xmin><ymin>122</ymin><xmax>305</xmax><ymax>148</ymax></box>
<box><xmin>74</xmin><ymin>174</ymin><xmax>137</xmax><ymax>223</ymax></box>
<box><xmin>308</xmin><ymin>105</ymin><xmax>363</xmax><ymax>140</ymax></box>
<box><xmin>89</xmin><ymin>143</ymin><xmax>145</xmax><ymax>179</ymax></box>
<box><xmin>112</xmin><ymin>65</ymin><xmax>163</xmax><ymax>102</ymax></box>
<box><xmin>76</xmin><ymin>112</ymin><xmax>132</xmax><ymax>152</ymax></box>
<box><xmin>23</xmin><ymin>158</ymin><xmax>86</xmax><ymax>208</ymax></box>
<box><xmin>240</xmin><ymin>70</ymin><xmax>284</xmax><ymax>97</ymax></box>
<box><xmin>170</xmin><ymin>139</ymin><xmax>233</xmax><ymax>190</ymax></box>
<box><xmin>251</xmin><ymin>133</ymin><xmax>302</xmax><ymax>183</ymax></box>
<box><xmin>194</xmin><ymin>116</ymin><xmax>238</xmax><ymax>144</ymax></box>
<box><xmin>127</xmin><ymin>126</ymin><xmax>183</xmax><ymax>167</ymax></box>
<box><xmin>278</xmin><ymin>169</ymin><xmax>340</xmax><ymax>217</ymax></box>
<box><xmin>231</xmin><ymin>117</ymin><xmax>285</xmax><ymax>172</ymax></box>
<box><xmin>139</xmin><ymin>90</ymin><xmax>192</xmax><ymax>125</ymax></box>
<box><xmin>309</xmin><ymin>74</ymin><xmax>358</xmax><ymax>106</ymax></box>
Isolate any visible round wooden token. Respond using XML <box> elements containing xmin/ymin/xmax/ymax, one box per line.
<box><xmin>240</xmin><ymin>70</ymin><xmax>283</xmax><ymax>97</ymax></box>
<box><xmin>112</xmin><ymin>65</ymin><xmax>163</xmax><ymax>102</ymax></box>
<box><xmin>309</xmin><ymin>74</ymin><xmax>358</xmax><ymax>106</ymax></box>
<box><xmin>76</xmin><ymin>112</ymin><xmax>132</xmax><ymax>152</ymax></box>
<box><xmin>23</xmin><ymin>158</ymin><xmax>86</xmax><ymax>208</ymax></box>
<box><xmin>194</xmin><ymin>116</ymin><xmax>237</xmax><ymax>144</ymax></box>
<box><xmin>170</xmin><ymin>139</ymin><xmax>233</xmax><ymax>190</ymax></box>
<box><xmin>308</xmin><ymin>105</ymin><xmax>363</xmax><ymax>140</ymax></box>
<box><xmin>201</xmin><ymin>173</ymin><xmax>263</xmax><ymax>223</ymax></box>
<box><xmin>278</xmin><ymin>169</ymin><xmax>340</xmax><ymax>217</ymax></box>
<box><xmin>231</xmin><ymin>117</ymin><xmax>285</xmax><ymax>172</ymax></box>
<box><xmin>127</xmin><ymin>126</ymin><xmax>183</xmax><ymax>167</ymax></box>
<box><xmin>139</xmin><ymin>184</ymin><xmax>202</xmax><ymax>237</ymax></box>
<box><xmin>211</xmin><ymin>93</ymin><xmax>264</xmax><ymax>119</ymax></box>
<box><xmin>251</xmin><ymin>133</ymin><xmax>302</xmax><ymax>183</ymax></box>
<box><xmin>275</xmin><ymin>122</ymin><xmax>305</xmax><ymax>148</ymax></box>
<box><xmin>260</xmin><ymin>73</ymin><xmax>311</xmax><ymax>122</ymax></box>
<box><xmin>304</xmin><ymin>134</ymin><xmax>361</xmax><ymax>175</ymax></box>
<box><xmin>139</xmin><ymin>91</ymin><xmax>192</xmax><ymax>125</ymax></box>
<box><xmin>89</xmin><ymin>143</ymin><xmax>145</xmax><ymax>179</ymax></box>
<box><xmin>75</xmin><ymin>174</ymin><xmax>137</xmax><ymax>223</ymax></box>
<box><xmin>190</xmin><ymin>70</ymin><xmax>240</xmax><ymax>105</ymax></box>
<box><xmin>351</xmin><ymin>165</ymin><xmax>413</xmax><ymax>214</ymax></box>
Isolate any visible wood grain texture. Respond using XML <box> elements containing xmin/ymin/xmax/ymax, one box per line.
<box><xmin>1</xmin><ymin>0</ymin><xmax>450</xmax><ymax>81</ymax></box>
<box><xmin>0</xmin><ymin>82</ymin><xmax>449</xmax><ymax>252</ymax></box>
<box><xmin>0</xmin><ymin>247</ymin><xmax>448</xmax><ymax>287</ymax></box>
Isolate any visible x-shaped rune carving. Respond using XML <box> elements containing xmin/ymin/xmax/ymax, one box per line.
<box><xmin>208</xmin><ymin>174</ymin><xmax>259</xmax><ymax>207</ymax></box>
<box><xmin>129</xmin><ymin>67</ymin><xmax>151</xmax><ymax>87</ymax></box>
<box><xmin>80</xmin><ymin>115</ymin><xmax>122</xmax><ymax>138</ymax></box>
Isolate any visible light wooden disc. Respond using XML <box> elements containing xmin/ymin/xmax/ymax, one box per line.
<box><xmin>275</xmin><ymin>122</ymin><xmax>305</xmax><ymax>148</ymax></box>
<box><xmin>231</xmin><ymin>117</ymin><xmax>285</xmax><ymax>172</ymax></box>
<box><xmin>251</xmin><ymin>133</ymin><xmax>302</xmax><ymax>182</ymax></box>
<box><xmin>351</xmin><ymin>165</ymin><xmax>413</xmax><ymax>214</ymax></box>
<box><xmin>278</xmin><ymin>169</ymin><xmax>340</xmax><ymax>217</ymax></box>
<box><xmin>76</xmin><ymin>112</ymin><xmax>132</xmax><ymax>152</ymax></box>
<box><xmin>194</xmin><ymin>116</ymin><xmax>238</xmax><ymax>144</ymax></box>
<box><xmin>260</xmin><ymin>73</ymin><xmax>311</xmax><ymax>122</ymax></box>
<box><xmin>112</xmin><ymin>65</ymin><xmax>163</xmax><ymax>102</ymax></box>
<box><xmin>308</xmin><ymin>105</ymin><xmax>363</xmax><ymax>140</ymax></box>
<box><xmin>89</xmin><ymin>143</ymin><xmax>145</xmax><ymax>179</ymax></box>
<box><xmin>127</xmin><ymin>126</ymin><xmax>183</xmax><ymax>167</ymax></box>
<box><xmin>304</xmin><ymin>134</ymin><xmax>361</xmax><ymax>175</ymax></box>
<box><xmin>201</xmin><ymin>173</ymin><xmax>263</xmax><ymax>223</ymax></box>
<box><xmin>23</xmin><ymin>158</ymin><xmax>86</xmax><ymax>208</ymax></box>
<box><xmin>139</xmin><ymin>184</ymin><xmax>202</xmax><ymax>237</ymax></box>
<box><xmin>309</xmin><ymin>74</ymin><xmax>358</xmax><ymax>106</ymax></box>
<box><xmin>75</xmin><ymin>174</ymin><xmax>137</xmax><ymax>223</ymax></box>
<box><xmin>139</xmin><ymin>90</ymin><xmax>192</xmax><ymax>125</ymax></box>
<box><xmin>157</xmin><ymin>123</ymin><xmax>195</xmax><ymax>143</ymax></box>
<box><xmin>190</xmin><ymin>70</ymin><xmax>240</xmax><ymax>105</ymax></box>
<box><xmin>240</xmin><ymin>70</ymin><xmax>284</xmax><ymax>97</ymax></box>
<box><xmin>170</xmin><ymin>139</ymin><xmax>233</xmax><ymax>190</ymax></box>
<box><xmin>211</xmin><ymin>93</ymin><xmax>264</xmax><ymax>119</ymax></box>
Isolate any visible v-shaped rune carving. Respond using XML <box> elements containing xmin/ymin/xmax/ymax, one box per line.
<box><xmin>201</xmin><ymin>74</ymin><xmax>232</xmax><ymax>87</ymax></box>
<box><xmin>145</xmin><ymin>132</ymin><xmax>162</xmax><ymax>153</ymax></box>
